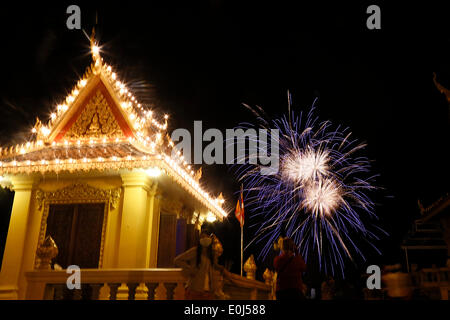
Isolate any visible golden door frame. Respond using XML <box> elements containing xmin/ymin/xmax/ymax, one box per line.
<box><xmin>34</xmin><ymin>183</ymin><xmax>121</xmax><ymax>269</ymax></box>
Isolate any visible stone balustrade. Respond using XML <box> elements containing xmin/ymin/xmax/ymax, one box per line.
<box><xmin>419</xmin><ymin>267</ymin><xmax>450</xmax><ymax>286</ymax></box>
<box><xmin>418</xmin><ymin>267</ymin><xmax>450</xmax><ymax>299</ymax></box>
<box><xmin>25</xmin><ymin>268</ymin><xmax>272</xmax><ymax>300</ymax></box>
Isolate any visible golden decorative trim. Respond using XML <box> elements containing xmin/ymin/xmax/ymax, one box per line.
<box><xmin>35</xmin><ymin>183</ymin><xmax>121</xmax><ymax>269</ymax></box>
<box><xmin>0</xmin><ymin>158</ymin><xmax>159</xmax><ymax>175</ymax></box>
<box><xmin>0</xmin><ymin>157</ymin><xmax>226</xmax><ymax>219</ymax></box>
<box><xmin>64</xmin><ymin>90</ymin><xmax>124</xmax><ymax>139</ymax></box>
<box><xmin>36</xmin><ymin>183</ymin><xmax>121</xmax><ymax>211</ymax></box>
<box><xmin>36</xmin><ymin>235</ymin><xmax>58</xmax><ymax>270</ymax></box>
<box><xmin>160</xmin><ymin>197</ymin><xmax>183</xmax><ymax>215</ymax></box>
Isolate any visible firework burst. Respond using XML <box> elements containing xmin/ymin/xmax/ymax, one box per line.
<box><xmin>282</xmin><ymin>146</ymin><xmax>330</xmax><ymax>185</ymax></box>
<box><xmin>234</xmin><ymin>96</ymin><xmax>384</xmax><ymax>277</ymax></box>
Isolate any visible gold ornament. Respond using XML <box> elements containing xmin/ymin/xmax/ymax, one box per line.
<box><xmin>263</xmin><ymin>268</ymin><xmax>274</xmax><ymax>285</ymax></box>
<box><xmin>36</xmin><ymin>183</ymin><xmax>121</xmax><ymax>211</ymax></box>
<box><xmin>194</xmin><ymin>167</ymin><xmax>202</xmax><ymax>182</ymax></box>
<box><xmin>244</xmin><ymin>254</ymin><xmax>257</xmax><ymax>280</ymax></box>
<box><xmin>36</xmin><ymin>235</ymin><xmax>58</xmax><ymax>270</ymax></box>
<box><xmin>64</xmin><ymin>90</ymin><xmax>124</xmax><ymax>140</ymax></box>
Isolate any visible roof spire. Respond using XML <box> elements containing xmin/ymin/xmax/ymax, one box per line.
<box><xmin>90</xmin><ymin>27</ymin><xmax>102</xmax><ymax>73</ymax></box>
<box><xmin>90</xmin><ymin>26</ymin><xmax>96</xmax><ymax>48</ymax></box>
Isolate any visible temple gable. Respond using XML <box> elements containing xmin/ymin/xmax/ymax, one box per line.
<box><xmin>63</xmin><ymin>89</ymin><xmax>125</xmax><ymax>140</ymax></box>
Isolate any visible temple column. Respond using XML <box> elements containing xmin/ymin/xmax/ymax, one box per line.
<box><xmin>118</xmin><ymin>171</ymin><xmax>153</xmax><ymax>268</ymax></box>
<box><xmin>0</xmin><ymin>175</ymin><xmax>34</xmax><ymax>300</ymax></box>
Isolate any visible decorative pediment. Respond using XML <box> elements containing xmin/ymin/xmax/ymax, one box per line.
<box><xmin>36</xmin><ymin>183</ymin><xmax>121</xmax><ymax>210</ymax></box>
<box><xmin>63</xmin><ymin>89</ymin><xmax>125</xmax><ymax>140</ymax></box>
<box><xmin>51</xmin><ymin>77</ymin><xmax>135</xmax><ymax>142</ymax></box>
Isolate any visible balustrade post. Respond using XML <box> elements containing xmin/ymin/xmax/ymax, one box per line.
<box><xmin>154</xmin><ymin>282</ymin><xmax>167</xmax><ymax>300</ymax></box>
<box><xmin>99</xmin><ymin>283</ymin><xmax>110</xmax><ymax>300</ymax></box>
<box><xmin>173</xmin><ymin>282</ymin><xmax>185</xmax><ymax>300</ymax></box>
<box><xmin>135</xmin><ymin>283</ymin><xmax>148</xmax><ymax>300</ymax></box>
<box><xmin>116</xmin><ymin>283</ymin><xmax>129</xmax><ymax>300</ymax></box>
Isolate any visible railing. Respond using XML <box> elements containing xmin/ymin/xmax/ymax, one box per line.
<box><xmin>418</xmin><ymin>267</ymin><xmax>450</xmax><ymax>300</ymax></box>
<box><xmin>362</xmin><ymin>267</ymin><xmax>450</xmax><ymax>300</ymax></box>
<box><xmin>223</xmin><ymin>273</ymin><xmax>273</xmax><ymax>300</ymax></box>
<box><xmin>419</xmin><ymin>267</ymin><xmax>450</xmax><ymax>287</ymax></box>
<box><xmin>25</xmin><ymin>268</ymin><xmax>272</xmax><ymax>300</ymax></box>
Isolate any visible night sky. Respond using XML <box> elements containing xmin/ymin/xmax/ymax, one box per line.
<box><xmin>0</xmin><ymin>2</ymin><xmax>448</xmax><ymax>280</ymax></box>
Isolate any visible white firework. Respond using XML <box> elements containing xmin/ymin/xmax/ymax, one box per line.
<box><xmin>282</xmin><ymin>146</ymin><xmax>330</xmax><ymax>185</ymax></box>
<box><xmin>301</xmin><ymin>178</ymin><xmax>343</xmax><ymax>218</ymax></box>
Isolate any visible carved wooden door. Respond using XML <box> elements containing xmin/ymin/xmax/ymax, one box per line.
<box><xmin>45</xmin><ymin>203</ymin><xmax>105</xmax><ymax>268</ymax></box>
<box><xmin>157</xmin><ymin>212</ymin><xmax>177</xmax><ymax>267</ymax></box>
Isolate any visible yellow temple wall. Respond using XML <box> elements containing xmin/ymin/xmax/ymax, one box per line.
<box><xmin>0</xmin><ymin>170</ymin><xmax>166</xmax><ymax>299</ymax></box>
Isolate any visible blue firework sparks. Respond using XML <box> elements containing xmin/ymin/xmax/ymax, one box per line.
<box><xmin>234</xmin><ymin>96</ymin><xmax>385</xmax><ymax>277</ymax></box>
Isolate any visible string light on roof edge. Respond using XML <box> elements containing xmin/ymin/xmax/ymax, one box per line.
<box><xmin>0</xmin><ymin>34</ymin><xmax>228</xmax><ymax>219</ymax></box>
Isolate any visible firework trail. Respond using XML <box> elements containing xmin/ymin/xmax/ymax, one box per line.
<box><xmin>233</xmin><ymin>96</ymin><xmax>385</xmax><ymax>277</ymax></box>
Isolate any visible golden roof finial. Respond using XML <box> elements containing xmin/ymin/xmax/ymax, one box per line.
<box><xmin>90</xmin><ymin>27</ymin><xmax>96</xmax><ymax>48</ymax></box>
<box><xmin>90</xmin><ymin>27</ymin><xmax>101</xmax><ymax>73</ymax></box>
<box><xmin>217</xmin><ymin>192</ymin><xmax>225</xmax><ymax>205</ymax></box>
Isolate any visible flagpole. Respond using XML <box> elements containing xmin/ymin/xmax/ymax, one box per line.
<box><xmin>235</xmin><ymin>183</ymin><xmax>244</xmax><ymax>277</ymax></box>
<box><xmin>240</xmin><ymin>183</ymin><xmax>244</xmax><ymax>277</ymax></box>
<box><xmin>240</xmin><ymin>222</ymin><xmax>243</xmax><ymax>277</ymax></box>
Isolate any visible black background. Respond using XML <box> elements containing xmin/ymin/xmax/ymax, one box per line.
<box><xmin>0</xmin><ymin>1</ymin><xmax>449</xmax><ymax>282</ymax></box>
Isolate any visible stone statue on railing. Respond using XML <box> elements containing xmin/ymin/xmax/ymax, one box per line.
<box><xmin>244</xmin><ymin>255</ymin><xmax>257</xmax><ymax>280</ymax></box>
<box><xmin>36</xmin><ymin>236</ymin><xmax>58</xmax><ymax>270</ymax></box>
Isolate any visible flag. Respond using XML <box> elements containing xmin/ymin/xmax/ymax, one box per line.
<box><xmin>235</xmin><ymin>187</ymin><xmax>244</xmax><ymax>227</ymax></box>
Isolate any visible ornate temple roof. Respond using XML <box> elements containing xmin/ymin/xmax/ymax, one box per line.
<box><xmin>418</xmin><ymin>193</ymin><xmax>450</xmax><ymax>222</ymax></box>
<box><xmin>0</xmin><ymin>37</ymin><xmax>227</xmax><ymax>219</ymax></box>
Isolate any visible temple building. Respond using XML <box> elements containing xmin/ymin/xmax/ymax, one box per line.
<box><xmin>0</xmin><ymin>37</ymin><xmax>243</xmax><ymax>300</ymax></box>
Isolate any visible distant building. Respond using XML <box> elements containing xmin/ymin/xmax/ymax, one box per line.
<box><xmin>365</xmin><ymin>75</ymin><xmax>450</xmax><ymax>300</ymax></box>
<box><xmin>402</xmin><ymin>195</ymin><xmax>450</xmax><ymax>271</ymax></box>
